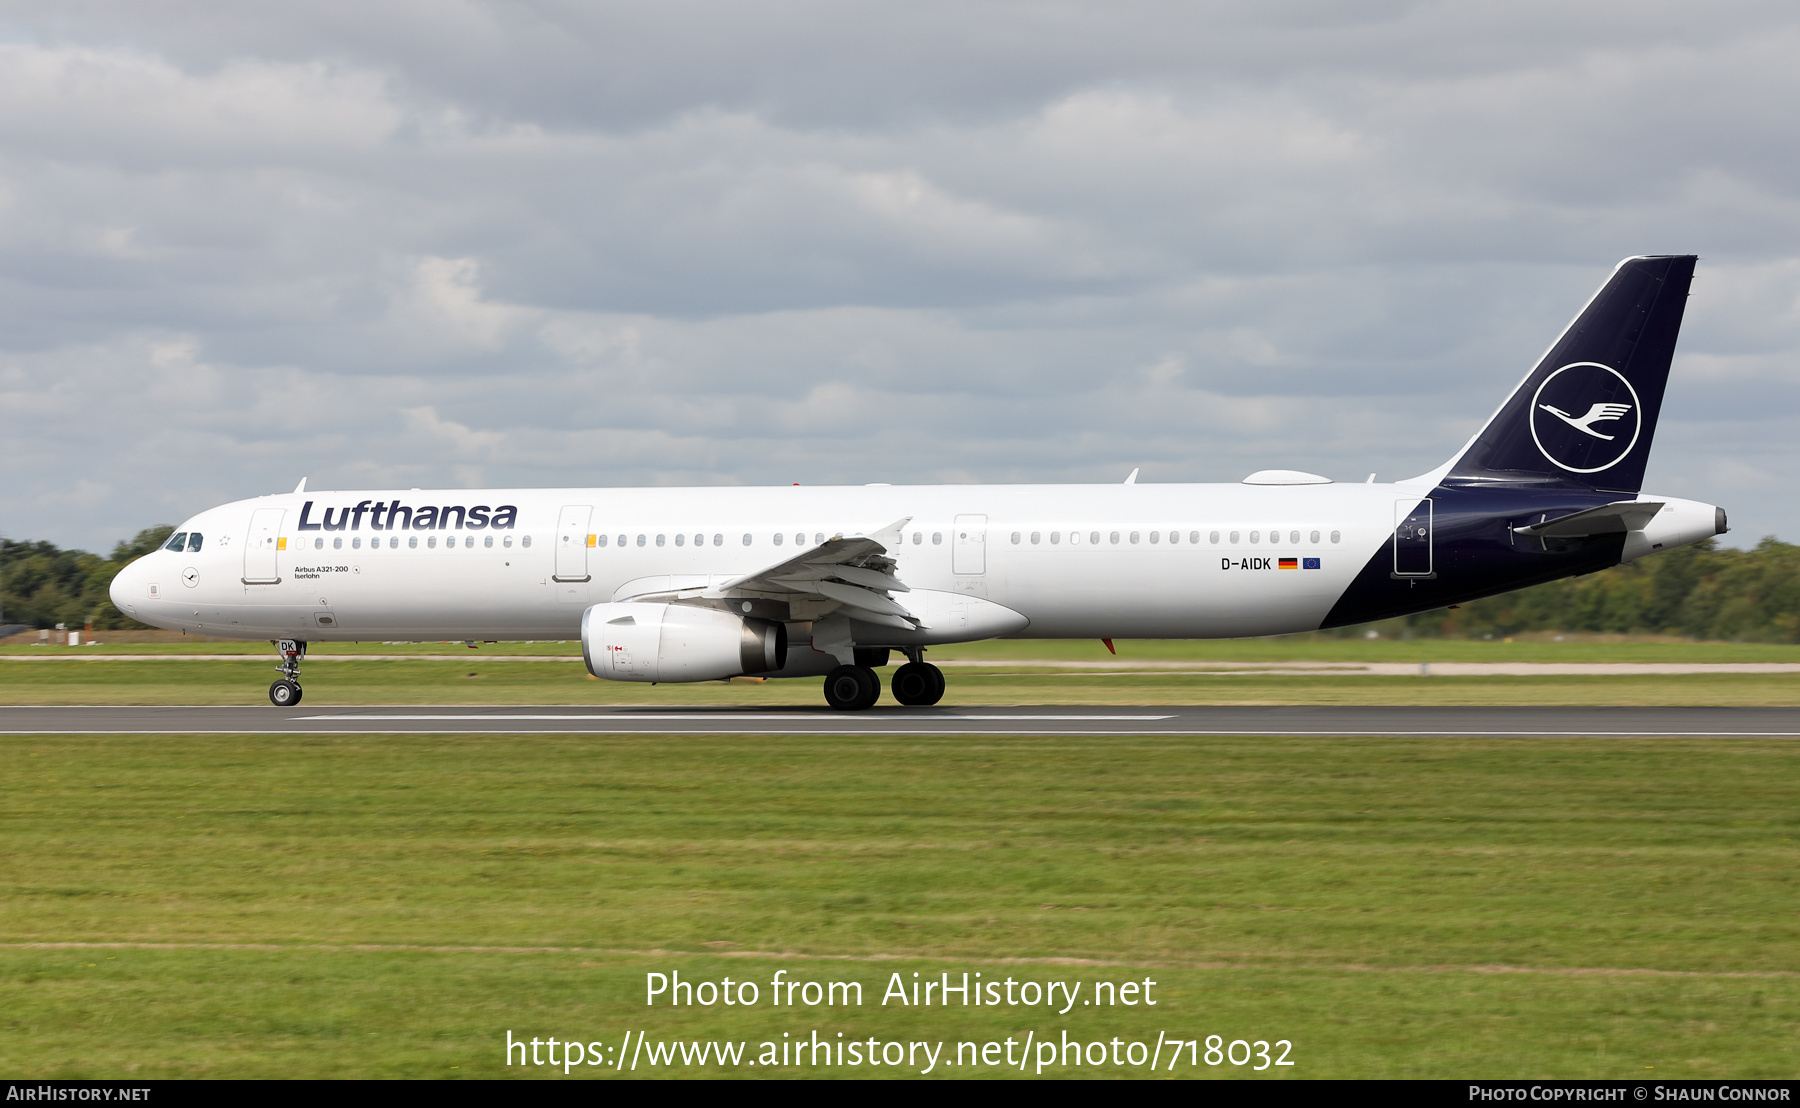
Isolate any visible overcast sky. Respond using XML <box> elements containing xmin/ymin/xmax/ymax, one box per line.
<box><xmin>2</xmin><ymin>1</ymin><xmax>1797</xmax><ymax>553</ymax></box>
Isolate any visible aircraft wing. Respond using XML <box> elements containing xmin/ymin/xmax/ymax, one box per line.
<box><xmin>1513</xmin><ymin>501</ymin><xmax>1665</xmax><ymax>538</ymax></box>
<box><xmin>702</xmin><ymin>516</ymin><xmax>924</xmax><ymax>630</ymax></box>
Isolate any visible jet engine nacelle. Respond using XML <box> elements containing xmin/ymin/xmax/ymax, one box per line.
<box><xmin>581</xmin><ymin>602</ymin><xmax>787</xmax><ymax>683</ymax></box>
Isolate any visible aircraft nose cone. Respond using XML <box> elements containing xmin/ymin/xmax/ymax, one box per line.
<box><xmin>110</xmin><ymin>558</ymin><xmax>141</xmax><ymax>616</ymax></box>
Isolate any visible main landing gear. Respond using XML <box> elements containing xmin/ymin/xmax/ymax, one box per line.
<box><xmin>822</xmin><ymin>649</ymin><xmax>945</xmax><ymax>711</ymax></box>
<box><xmin>268</xmin><ymin>639</ymin><xmax>306</xmax><ymax>707</ymax></box>
<box><xmin>890</xmin><ymin>660</ymin><xmax>946</xmax><ymax>706</ymax></box>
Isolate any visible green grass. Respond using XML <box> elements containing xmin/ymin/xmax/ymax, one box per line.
<box><xmin>9</xmin><ymin>635</ymin><xmax>1800</xmax><ymax>662</ymax></box>
<box><xmin>2</xmin><ymin>731</ymin><xmax>1797</xmax><ymax>1078</ymax></box>
<box><xmin>3</xmin><ymin>656</ymin><xmax>1799</xmax><ymax>706</ymax></box>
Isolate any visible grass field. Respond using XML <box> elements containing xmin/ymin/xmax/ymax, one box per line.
<box><xmin>3</xmin><ymin>657</ymin><xmax>1799</xmax><ymax>707</ymax></box>
<box><xmin>2</xmin><ymin>730</ymin><xmax>1797</xmax><ymax>1078</ymax></box>
<box><xmin>9</xmin><ymin>634</ymin><xmax>1800</xmax><ymax>662</ymax></box>
<box><xmin>3</xmin><ymin>639</ymin><xmax>1797</xmax><ymax>1079</ymax></box>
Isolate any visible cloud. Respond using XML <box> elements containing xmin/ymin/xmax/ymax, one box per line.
<box><xmin>0</xmin><ymin>3</ymin><xmax>1797</xmax><ymax>552</ymax></box>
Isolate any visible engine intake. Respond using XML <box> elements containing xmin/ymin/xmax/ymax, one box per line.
<box><xmin>581</xmin><ymin>602</ymin><xmax>787</xmax><ymax>683</ymax></box>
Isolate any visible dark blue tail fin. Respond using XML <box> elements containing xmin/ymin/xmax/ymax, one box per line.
<box><xmin>1446</xmin><ymin>255</ymin><xmax>1696</xmax><ymax>495</ymax></box>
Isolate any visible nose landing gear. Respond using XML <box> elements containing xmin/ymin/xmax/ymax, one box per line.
<box><xmin>268</xmin><ymin>639</ymin><xmax>306</xmax><ymax>707</ymax></box>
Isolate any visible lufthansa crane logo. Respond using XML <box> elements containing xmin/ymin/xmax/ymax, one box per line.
<box><xmin>1528</xmin><ymin>362</ymin><xmax>1641</xmax><ymax>473</ymax></box>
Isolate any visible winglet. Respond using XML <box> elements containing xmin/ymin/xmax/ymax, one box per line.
<box><xmin>1123</xmin><ymin>468</ymin><xmax>1139</xmax><ymax>485</ymax></box>
<box><xmin>293</xmin><ymin>477</ymin><xmax>308</xmax><ymax>494</ymax></box>
<box><xmin>866</xmin><ymin>517</ymin><xmax>911</xmax><ymax>547</ymax></box>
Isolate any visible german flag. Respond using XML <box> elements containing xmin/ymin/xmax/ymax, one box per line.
<box><xmin>1278</xmin><ymin>557</ymin><xmax>1299</xmax><ymax>569</ymax></box>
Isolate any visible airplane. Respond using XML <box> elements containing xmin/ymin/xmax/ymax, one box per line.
<box><xmin>110</xmin><ymin>255</ymin><xmax>1726</xmax><ymax>710</ymax></box>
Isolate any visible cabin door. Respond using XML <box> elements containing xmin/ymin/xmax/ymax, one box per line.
<box><xmin>952</xmin><ymin>514</ymin><xmax>987</xmax><ymax>575</ymax></box>
<box><xmin>555</xmin><ymin>505</ymin><xmax>593</xmax><ymax>582</ymax></box>
<box><xmin>1393</xmin><ymin>499</ymin><xmax>1434</xmax><ymax>577</ymax></box>
<box><xmin>243</xmin><ymin>508</ymin><xmax>284</xmax><ymax>585</ymax></box>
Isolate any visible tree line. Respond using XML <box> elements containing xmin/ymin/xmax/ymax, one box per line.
<box><xmin>0</xmin><ymin>526</ymin><xmax>173</xmax><ymax>630</ymax></box>
<box><xmin>1344</xmin><ymin>538</ymin><xmax>1800</xmax><ymax>642</ymax></box>
<box><xmin>3</xmin><ymin>527</ymin><xmax>1799</xmax><ymax>641</ymax></box>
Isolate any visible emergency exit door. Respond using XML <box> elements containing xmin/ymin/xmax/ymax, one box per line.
<box><xmin>555</xmin><ymin>505</ymin><xmax>593</xmax><ymax>582</ymax></box>
<box><xmin>952</xmin><ymin>514</ymin><xmax>987</xmax><ymax>574</ymax></box>
<box><xmin>1393</xmin><ymin>499</ymin><xmax>1434</xmax><ymax>577</ymax></box>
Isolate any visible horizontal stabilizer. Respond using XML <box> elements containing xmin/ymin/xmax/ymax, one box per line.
<box><xmin>1513</xmin><ymin>501</ymin><xmax>1665</xmax><ymax>538</ymax></box>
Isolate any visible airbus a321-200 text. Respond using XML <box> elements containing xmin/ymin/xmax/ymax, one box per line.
<box><xmin>112</xmin><ymin>255</ymin><xmax>1727</xmax><ymax>710</ymax></box>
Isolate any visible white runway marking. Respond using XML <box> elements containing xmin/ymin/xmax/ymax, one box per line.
<box><xmin>294</xmin><ymin>712</ymin><xmax>1176</xmax><ymax>722</ymax></box>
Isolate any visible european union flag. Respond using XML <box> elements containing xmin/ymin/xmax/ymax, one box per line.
<box><xmin>1303</xmin><ymin>558</ymin><xmax>1320</xmax><ymax>569</ymax></box>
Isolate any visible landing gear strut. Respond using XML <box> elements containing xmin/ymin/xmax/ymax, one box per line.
<box><xmin>823</xmin><ymin>664</ymin><xmax>881</xmax><ymax>711</ymax></box>
<box><xmin>269</xmin><ymin>639</ymin><xmax>306</xmax><ymax>707</ymax></box>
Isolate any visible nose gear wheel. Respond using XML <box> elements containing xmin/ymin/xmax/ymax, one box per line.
<box><xmin>268</xmin><ymin>639</ymin><xmax>307</xmax><ymax>706</ymax></box>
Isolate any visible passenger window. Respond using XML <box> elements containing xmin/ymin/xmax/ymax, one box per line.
<box><xmin>1229</xmin><ymin>531</ymin><xmax>1240</xmax><ymax>544</ymax></box>
<box><xmin>427</xmin><ymin>536</ymin><xmax>437</xmax><ymax>549</ymax></box>
<box><xmin>772</xmin><ymin>533</ymin><xmax>783</xmax><ymax>546</ymax></box>
<box><xmin>1089</xmin><ymin>532</ymin><xmax>1100</xmax><ymax>545</ymax></box>
<box><xmin>1130</xmin><ymin>531</ymin><xmax>1140</xmax><ymax>544</ymax></box>
<box><xmin>466</xmin><ymin>536</ymin><xmax>475</xmax><ymax>548</ymax></box>
<box><xmin>484</xmin><ymin>535</ymin><xmax>494</xmax><ymax>548</ymax></box>
<box><xmin>1109</xmin><ymin>531</ymin><xmax>1120</xmax><ymax>544</ymax></box>
<box><xmin>1310</xmin><ymin>530</ymin><xmax>1320</xmax><ymax>544</ymax></box>
<box><xmin>1070</xmin><ymin>531</ymin><xmax>1082</xmax><ymax>545</ymax></box>
<box><xmin>187</xmin><ymin>533</ymin><xmax>203</xmax><ymax>552</ymax></box>
<box><xmin>795</xmin><ymin>533</ymin><xmax>805</xmax><ymax>546</ymax></box>
<box><xmin>1050</xmin><ymin>531</ymin><xmax>1061</xmax><ymax>544</ymax></box>
<box><xmin>742</xmin><ymin>533</ymin><xmax>752</xmax><ymax>546</ymax></box>
<box><xmin>617</xmin><ymin>535</ymin><xmax>627</xmax><ymax>547</ymax></box>
<box><xmin>1209</xmin><ymin>531</ymin><xmax>1220</xmax><ymax>544</ymax></box>
<box><xmin>656</xmin><ymin>534</ymin><xmax>665</xmax><ymax>547</ymax></box>
<box><xmin>597</xmin><ymin>534</ymin><xmax>608</xmax><ymax>547</ymax></box>
<box><xmin>912</xmin><ymin>532</ymin><xmax>922</xmax><ymax>545</ymax></box>
<box><xmin>1290</xmin><ymin>530</ymin><xmax>1300</xmax><ymax>544</ymax></box>
<box><xmin>522</xmin><ymin>535</ymin><xmax>532</xmax><ymax>548</ymax></box>
<box><xmin>931</xmin><ymin>532</ymin><xmax>942</xmax><ymax>545</ymax></box>
<box><xmin>1030</xmin><ymin>532</ymin><xmax>1040</xmax><ymax>544</ymax></box>
<box><xmin>1010</xmin><ymin>532</ymin><xmax>1020</xmax><ymax>544</ymax></box>
<box><xmin>713</xmin><ymin>533</ymin><xmax>723</xmax><ymax>546</ymax></box>
<box><xmin>1249</xmin><ymin>531</ymin><xmax>1259</xmax><ymax>544</ymax></box>
<box><xmin>814</xmin><ymin>533</ymin><xmax>824</xmax><ymax>545</ymax></box>
<box><xmin>503</xmin><ymin>535</ymin><xmax>512</xmax><ymax>548</ymax></box>
<box><xmin>333</xmin><ymin>537</ymin><xmax>343</xmax><ymax>550</ymax></box>
<box><xmin>1330</xmin><ymin>530</ymin><xmax>1341</xmax><ymax>544</ymax></box>
<box><xmin>637</xmin><ymin>534</ymin><xmax>646</xmax><ymax>547</ymax></box>
<box><xmin>351</xmin><ymin>536</ymin><xmax>361</xmax><ymax>550</ymax></box>
<box><xmin>164</xmin><ymin>532</ymin><xmax>188</xmax><ymax>551</ymax></box>
<box><xmin>675</xmin><ymin>533</ymin><xmax>685</xmax><ymax>546</ymax></box>
<box><xmin>406</xmin><ymin>536</ymin><xmax>415</xmax><ymax>549</ymax></box>
<box><xmin>314</xmin><ymin>537</ymin><xmax>324</xmax><ymax>550</ymax></box>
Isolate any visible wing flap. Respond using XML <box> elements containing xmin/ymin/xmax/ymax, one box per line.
<box><xmin>701</xmin><ymin>516</ymin><xmax>922</xmax><ymax>627</ymax></box>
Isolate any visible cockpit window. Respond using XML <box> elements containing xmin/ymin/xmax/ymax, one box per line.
<box><xmin>164</xmin><ymin>532</ymin><xmax>188</xmax><ymax>552</ymax></box>
<box><xmin>186</xmin><ymin>533</ymin><xmax>203</xmax><ymax>552</ymax></box>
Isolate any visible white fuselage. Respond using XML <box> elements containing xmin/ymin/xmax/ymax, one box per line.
<box><xmin>110</xmin><ymin>481</ymin><xmax>1414</xmax><ymax>643</ymax></box>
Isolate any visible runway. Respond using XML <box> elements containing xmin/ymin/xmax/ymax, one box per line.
<box><xmin>4</xmin><ymin>705</ymin><xmax>1799</xmax><ymax>736</ymax></box>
